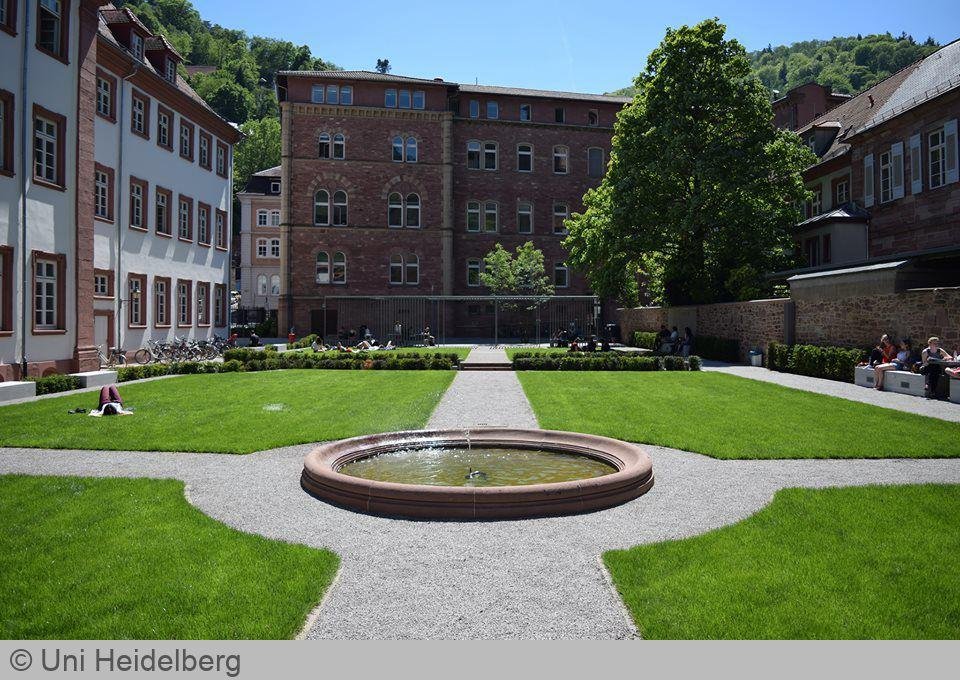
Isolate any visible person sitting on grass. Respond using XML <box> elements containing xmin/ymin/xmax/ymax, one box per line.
<box><xmin>585</xmin><ymin>335</ymin><xmax>597</xmax><ymax>352</ymax></box>
<box><xmin>873</xmin><ymin>337</ymin><xmax>910</xmax><ymax>391</ymax></box>
<box><xmin>355</xmin><ymin>339</ymin><xmax>377</xmax><ymax>351</ymax></box>
<box><xmin>920</xmin><ymin>336</ymin><xmax>954</xmax><ymax>399</ymax></box>
<box><xmin>89</xmin><ymin>385</ymin><xmax>133</xmax><ymax>417</ymax></box>
<box><xmin>336</xmin><ymin>342</ymin><xmax>352</xmax><ymax>353</ymax></box>
<box><xmin>310</xmin><ymin>338</ymin><xmax>329</xmax><ymax>352</ymax></box>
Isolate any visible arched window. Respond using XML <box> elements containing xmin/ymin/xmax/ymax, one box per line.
<box><xmin>257</xmin><ymin>274</ymin><xmax>267</xmax><ymax>295</ymax></box>
<box><xmin>405</xmin><ymin>137</ymin><xmax>418</xmax><ymax>163</ymax></box>
<box><xmin>483</xmin><ymin>201</ymin><xmax>498</xmax><ymax>233</ymax></box>
<box><xmin>405</xmin><ymin>193</ymin><xmax>420</xmax><ymax>228</ymax></box>
<box><xmin>333</xmin><ymin>133</ymin><xmax>345</xmax><ymax>159</ymax></box>
<box><xmin>517</xmin><ymin>201</ymin><xmax>533</xmax><ymax>234</ymax></box>
<box><xmin>332</xmin><ymin>252</ymin><xmax>346</xmax><ymax>283</ymax></box>
<box><xmin>405</xmin><ymin>254</ymin><xmax>419</xmax><ymax>285</ymax></box>
<box><xmin>315</xmin><ymin>252</ymin><xmax>330</xmax><ymax>284</ymax></box>
<box><xmin>466</xmin><ymin>258</ymin><xmax>482</xmax><ymax>287</ymax></box>
<box><xmin>318</xmin><ymin>133</ymin><xmax>331</xmax><ymax>159</ymax></box>
<box><xmin>483</xmin><ymin>142</ymin><xmax>498</xmax><ymax>170</ymax></box>
<box><xmin>314</xmin><ymin>190</ymin><xmax>330</xmax><ymax>225</ymax></box>
<box><xmin>467</xmin><ymin>141</ymin><xmax>480</xmax><ymax>169</ymax></box>
<box><xmin>388</xmin><ymin>192</ymin><xmax>403</xmax><ymax>228</ymax></box>
<box><xmin>466</xmin><ymin>201</ymin><xmax>480</xmax><ymax>232</ymax></box>
<box><xmin>270</xmin><ymin>275</ymin><xmax>280</xmax><ymax>295</ymax></box>
<box><xmin>553</xmin><ymin>145</ymin><xmax>569</xmax><ymax>174</ymax></box>
<box><xmin>389</xmin><ymin>254</ymin><xmax>404</xmax><ymax>284</ymax></box>
<box><xmin>392</xmin><ymin>136</ymin><xmax>404</xmax><ymax>162</ymax></box>
<box><xmin>257</xmin><ymin>209</ymin><xmax>268</xmax><ymax>226</ymax></box>
<box><xmin>332</xmin><ymin>191</ymin><xmax>348</xmax><ymax>226</ymax></box>
<box><xmin>517</xmin><ymin>144</ymin><xmax>533</xmax><ymax>172</ymax></box>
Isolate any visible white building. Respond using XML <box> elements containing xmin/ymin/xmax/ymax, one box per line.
<box><xmin>235</xmin><ymin>166</ymin><xmax>281</xmax><ymax>312</ymax></box>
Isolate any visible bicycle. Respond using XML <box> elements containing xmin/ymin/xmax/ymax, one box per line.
<box><xmin>97</xmin><ymin>345</ymin><xmax>127</xmax><ymax>368</ymax></box>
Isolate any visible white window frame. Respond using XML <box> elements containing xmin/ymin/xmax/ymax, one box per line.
<box><xmin>131</xmin><ymin>33</ymin><xmax>144</xmax><ymax>61</ymax></box>
<box><xmin>96</xmin><ymin>77</ymin><xmax>112</xmax><ymax>117</ymax></box>
<box><xmin>269</xmin><ymin>238</ymin><xmax>280</xmax><ymax>258</ymax></box>
<box><xmin>863</xmin><ymin>153</ymin><xmax>874</xmax><ymax>207</ymax></box>
<box><xmin>157</xmin><ymin>111</ymin><xmax>170</xmax><ymax>147</ymax></box>
<box><xmin>483</xmin><ymin>201</ymin><xmax>498</xmax><ymax>233</ymax></box>
<box><xmin>405</xmin><ymin>254</ymin><xmax>419</xmax><ymax>285</ymax></box>
<box><xmin>553</xmin><ymin>145</ymin><xmax>569</xmax><ymax>174</ymax></box>
<box><xmin>553</xmin><ymin>202</ymin><xmax>569</xmax><ymax>235</ymax></box>
<box><xmin>385</xmin><ymin>89</ymin><xmax>397</xmax><ymax>108</ymax></box>
<box><xmin>326</xmin><ymin>84</ymin><xmax>339</xmax><ymax>105</ymax></box>
<box><xmin>34</xmin><ymin>115</ymin><xmax>58</xmax><ymax>183</ymax></box>
<box><xmin>519</xmin><ymin>104</ymin><xmax>531</xmax><ymax>122</ymax></box>
<box><xmin>94</xmin><ymin>274</ymin><xmax>108</xmax><ymax>296</ymax></box>
<box><xmin>332</xmin><ymin>252</ymin><xmax>347</xmax><ymax>284</ymax></box>
<box><xmin>271</xmin><ymin>181</ymin><xmax>281</xmax><ymax>194</ymax></box>
<box><xmin>332</xmin><ymin>191</ymin><xmax>348</xmax><ymax>226</ymax></box>
<box><xmin>333</xmin><ymin>133</ymin><xmax>345</xmax><ymax>159</ymax></box>
<box><xmin>398</xmin><ymin>89</ymin><xmax>411</xmax><ymax>109</ymax></box>
<box><xmin>177</xmin><ymin>282</ymin><xmax>189</xmax><ymax>325</ymax></box>
<box><xmin>270</xmin><ymin>275</ymin><xmax>280</xmax><ymax>296</ymax></box>
<box><xmin>405</xmin><ymin>137</ymin><xmax>417</xmax><ymax>163</ymax></box>
<box><xmin>38</xmin><ymin>0</ymin><xmax>63</xmax><ymax>56</ymax></box>
<box><xmin>388</xmin><ymin>193</ymin><xmax>403</xmax><ymax>228</ymax></box>
<box><xmin>198</xmin><ymin>206</ymin><xmax>209</xmax><ymax>244</ymax></box>
<box><xmin>466</xmin><ymin>258</ymin><xmax>482</xmax><ymax>287</ymax></box>
<box><xmin>486</xmin><ymin>101</ymin><xmax>499</xmax><ymax>119</ymax></box>
<box><xmin>130</xmin><ymin>181</ymin><xmax>144</xmax><ymax>228</ymax></box>
<box><xmin>909</xmin><ymin>133</ymin><xmax>922</xmax><ymax>195</ymax></box>
<box><xmin>469</xmin><ymin>100</ymin><xmax>479</xmax><ymax>118</ymax></box>
<box><xmin>199</xmin><ymin>134</ymin><xmax>209</xmax><ymax>168</ymax></box>
<box><xmin>929</xmin><ymin>128</ymin><xmax>946</xmax><ymax>189</ymax></box>
<box><xmin>95</xmin><ymin>170</ymin><xmax>109</xmax><ymax>219</ymax></box>
<box><xmin>178</xmin><ymin>199</ymin><xmax>190</xmax><ymax>239</ymax></box>
<box><xmin>318</xmin><ymin>132</ymin><xmax>331</xmax><ymax>159</ymax></box>
<box><xmin>165</xmin><ymin>59</ymin><xmax>176</xmax><ymax>82</ymax></box>
<box><xmin>835</xmin><ymin>178</ymin><xmax>849</xmax><ymax>206</ymax></box>
<box><xmin>412</xmin><ymin>91</ymin><xmax>425</xmax><ymax>109</ymax></box>
<box><xmin>314</xmin><ymin>190</ymin><xmax>330</xmax><ymax>226</ymax></box>
<box><xmin>155</xmin><ymin>280</ymin><xmax>168</xmax><ymax>325</ymax></box>
<box><xmin>256</xmin><ymin>238</ymin><xmax>268</xmax><ymax>258</ymax></box>
<box><xmin>879</xmin><ymin>150</ymin><xmax>892</xmax><ymax>203</ymax></box>
<box><xmin>34</xmin><ymin>259</ymin><xmax>57</xmax><ymax>329</ymax></box>
<box><xmin>587</xmin><ymin>147</ymin><xmax>605</xmax><ymax>178</ymax></box>
<box><xmin>467</xmin><ymin>140</ymin><xmax>481</xmax><ymax>169</ymax></box>
<box><xmin>257</xmin><ymin>274</ymin><xmax>267</xmax><ymax>295</ymax></box>
<box><xmin>129</xmin><ymin>277</ymin><xmax>143</xmax><ymax>325</ymax></box>
<box><xmin>392</xmin><ymin>136</ymin><xmax>404</xmax><ymax>162</ymax></box>
<box><xmin>269</xmin><ymin>210</ymin><xmax>280</xmax><ymax>227</ymax></box>
<box><xmin>554</xmin><ymin>263</ymin><xmax>569</xmax><ymax>288</ymax></box>
<box><xmin>466</xmin><ymin>201</ymin><xmax>480</xmax><ymax>232</ymax></box>
<box><xmin>405</xmin><ymin>193</ymin><xmax>420</xmax><ymax>229</ymax></box>
<box><xmin>389</xmin><ymin>254</ymin><xmax>404</xmax><ymax>285</ymax></box>
<box><xmin>257</xmin><ymin>209</ymin><xmax>268</xmax><ymax>227</ymax></box>
<box><xmin>340</xmin><ymin>86</ymin><xmax>353</xmax><ymax>105</ymax></box>
<box><xmin>132</xmin><ymin>95</ymin><xmax>145</xmax><ymax>134</ymax></box>
<box><xmin>311</xmin><ymin>85</ymin><xmax>324</xmax><ymax>104</ymax></box>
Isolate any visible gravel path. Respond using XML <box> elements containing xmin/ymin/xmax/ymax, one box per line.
<box><xmin>705</xmin><ymin>364</ymin><xmax>960</xmax><ymax>423</ymax></box>
<box><xmin>427</xmin><ymin>369</ymin><xmax>538</xmax><ymax>429</ymax></box>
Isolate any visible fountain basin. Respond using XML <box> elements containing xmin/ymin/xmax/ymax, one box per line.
<box><xmin>301</xmin><ymin>428</ymin><xmax>654</xmax><ymax>520</ymax></box>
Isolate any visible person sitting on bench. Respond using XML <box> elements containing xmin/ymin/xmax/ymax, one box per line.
<box><xmin>920</xmin><ymin>337</ymin><xmax>954</xmax><ymax>399</ymax></box>
<box><xmin>873</xmin><ymin>337</ymin><xmax>907</xmax><ymax>391</ymax></box>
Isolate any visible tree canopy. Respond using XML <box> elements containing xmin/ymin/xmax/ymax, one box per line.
<box><xmin>567</xmin><ymin>18</ymin><xmax>816</xmax><ymax>306</ymax></box>
<box><xmin>232</xmin><ymin>117</ymin><xmax>281</xmax><ymax>196</ymax></box>
<box><xmin>480</xmin><ymin>243</ymin><xmax>554</xmax><ymax>298</ymax></box>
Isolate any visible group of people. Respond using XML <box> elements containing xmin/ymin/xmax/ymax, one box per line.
<box><xmin>551</xmin><ymin>329</ymin><xmax>611</xmax><ymax>352</ymax></box>
<box><xmin>656</xmin><ymin>325</ymin><xmax>695</xmax><ymax>357</ymax></box>
<box><xmin>870</xmin><ymin>334</ymin><xmax>959</xmax><ymax>399</ymax></box>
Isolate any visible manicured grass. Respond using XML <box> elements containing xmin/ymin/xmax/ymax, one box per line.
<box><xmin>0</xmin><ymin>475</ymin><xmax>338</xmax><ymax>639</ymax></box>
<box><xmin>604</xmin><ymin>485</ymin><xmax>960</xmax><ymax>639</ymax></box>
<box><xmin>517</xmin><ymin>371</ymin><xmax>960</xmax><ymax>458</ymax></box>
<box><xmin>0</xmin><ymin>370</ymin><xmax>454</xmax><ymax>454</ymax></box>
<box><xmin>301</xmin><ymin>346</ymin><xmax>472</xmax><ymax>359</ymax></box>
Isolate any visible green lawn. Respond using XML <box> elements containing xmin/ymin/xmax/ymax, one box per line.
<box><xmin>517</xmin><ymin>371</ymin><xmax>960</xmax><ymax>458</ymax></box>
<box><xmin>0</xmin><ymin>370</ymin><xmax>454</xmax><ymax>453</ymax></box>
<box><xmin>0</xmin><ymin>475</ymin><xmax>338</xmax><ymax>639</ymax></box>
<box><xmin>604</xmin><ymin>485</ymin><xmax>960</xmax><ymax>639</ymax></box>
<box><xmin>301</xmin><ymin>346</ymin><xmax>472</xmax><ymax>360</ymax></box>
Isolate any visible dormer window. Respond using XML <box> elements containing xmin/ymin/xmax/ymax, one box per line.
<box><xmin>131</xmin><ymin>33</ymin><xmax>144</xmax><ymax>61</ymax></box>
<box><xmin>165</xmin><ymin>59</ymin><xmax>176</xmax><ymax>82</ymax></box>
<box><xmin>807</xmin><ymin>137</ymin><xmax>816</xmax><ymax>153</ymax></box>
<box><xmin>271</xmin><ymin>181</ymin><xmax>281</xmax><ymax>194</ymax></box>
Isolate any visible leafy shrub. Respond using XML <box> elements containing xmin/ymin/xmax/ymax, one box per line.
<box><xmin>693</xmin><ymin>335</ymin><xmax>740</xmax><ymax>363</ymax></box>
<box><xmin>767</xmin><ymin>342</ymin><xmax>791</xmax><ymax>371</ymax></box>
<box><xmin>220</xmin><ymin>359</ymin><xmax>243</xmax><ymax>373</ymax></box>
<box><xmin>632</xmin><ymin>331</ymin><xmax>658</xmax><ymax>350</ymax></box>
<box><xmin>287</xmin><ymin>334</ymin><xmax>318</xmax><ymax>350</ymax></box>
<box><xmin>771</xmin><ymin>343</ymin><xmax>868</xmax><ymax>383</ymax></box>
<box><xmin>28</xmin><ymin>374</ymin><xmax>82</xmax><ymax>395</ymax></box>
<box><xmin>662</xmin><ymin>355</ymin><xmax>687</xmax><ymax>371</ymax></box>
<box><xmin>688</xmin><ymin>355</ymin><xmax>703</xmax><ymax>371</ymax></box>
<box><xmin>514</xmin><ymin>354</ymin><xmax>661</xmax><ymax>371</ymax></box>
<box><xmin>117</xmin><ymin>364</ymin><xmax>170</xmax><ymax>382</ymax></box>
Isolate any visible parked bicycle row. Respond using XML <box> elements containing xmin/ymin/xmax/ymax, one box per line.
<box><xmin>97</xmin><ymin>336</ymin><xmax>235</xmax><ymax>368</ymax></box>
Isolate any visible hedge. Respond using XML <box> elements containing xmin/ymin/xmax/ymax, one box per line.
<box><xmin>286</xmin><ymin>333</ymin><xmax>318</xmax><ymax>350</ymax></box>
<box><xmin>27</xmin><ymin>374</ymin><xmax>83</xmax><ymax>395</ymax></box>
<box><xmin>767</xmin><ymin>342</ymin><xmax>868</xmax><ymax>383</ymax></box>
<box><xmin>512</xmin><ymin>352</ymin><xmax>702</xmax><ymax>371</ymax></box>
<box><xmin>693</xmin><ymin>335</ymin><xmax>741</xmax><ymax>363</ymax></box>
<box><xmin>632</xmin><ymin>331</ymin><xmax>658</xmax><ymax>350</ymax></box>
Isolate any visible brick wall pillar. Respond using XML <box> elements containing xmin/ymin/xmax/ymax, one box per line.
<box><xmin>278</xmin><ymin>102</ymin><xmax>294</xmax><ymax>333</ymax></box>
<box><xmin>440</xmin><ymin>112</ymin><xmax>454</xmax><ymax>295</ymax></box>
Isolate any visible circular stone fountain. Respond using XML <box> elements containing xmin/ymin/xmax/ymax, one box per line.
<box><xmin>301</xmin><ymin>428</ymin><xmax>654</xmax><ymax>520</ymax></box>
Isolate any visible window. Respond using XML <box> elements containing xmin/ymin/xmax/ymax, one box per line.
<box><xmin>0</xmin><ymin>246</ymin><xmax>10</xmax><ymax>332</ymax></box>
<box><xmin>398</xmin><ymin>89</ymin><xmax>411</xmax><ymax>109</ymax></box>
<box><xmin>156</xmin><ymin>282</ymin><xmax>180</xmax><ymax>330</ymax></box>
<box><xmin>178</xmin><ymin>195</ymin><xmax>192</xmax><ymax>240</ymax></box>
<box><xmin>483</xmin><ymin>142</ymin><xmax>497</xmax><ymax>170</ymax></box>
<box><xmin>165</xmin><ymin>58</ymin><xmax>176</xmax><ymax>83</ymax></box>
<box><xmin>198</xmin><ymin>131</ymin><xmax>211</xmax><ymax>169</ymax></box>
<box><xmin>517</xmin><ymin>144</ymin><xmax>532</xmax><ymax>172</ymax></box>
<box><xmin>0</xmin><ymin>90</ymin><xmax>11</xmax><ymax>175</ymax></box>
<box><xmin>37</xmin><ymin>0</ymin><xmax>68</xmax><ymax>60</ymax></box>
<box><xmin>333</xmin><ymin>133</ymin><xmax>345</xmax><ymax>159</ymax></box>
<box><xmin>909</xmin><ymin>134</ymin><xmax>922</xmax><ymax>194</ymax></box>
<box><xmin>553</xmin><ymin>263</ymin><xmax>569</xmax><ymax>288</ymax></box>
<box><xmin>888</xmin><ymin>141</ymin><xmax>904</xmax><ymax>200</ymax></box>
<box><xmin>129</xmin><ymin>177</ymin><xmax>147</xmax><ymax>230</ymax></box>
<box><xmin>929</xmin><ymin>128</ymin><xmax>946</xmax><ymax>189</ymax></box>
<box><xmin>215</xmin><ymin>210</ymin><xmax>227</xmax><ymax>249</ymax></box>
<box><xmin>257</xmin><ymin>274</ymin><xmax>267</xmax><ymax>295</ymax></box>
<box><xmin>587</xmin><ymin>147</ymin><xmax>604</xmax><ymax>178</ymax></box>
<box><xmin>808</xmin><ymin>186</ymin><xmax>822</xmax><ymax>217</ymax></box>
<box><xmin>835</xmin><ymin>178</ymin><xmax>849</xmax><ymax>206</ymax></box>
<box><xmin>553</xmin><ymin>202</ymin><xmax>569</xmax><ymax>234</ymax></box>
<box><xmin>311</xmin><ymin>85</ymin><xmax>324</xmax><ymax>104</ymax></box>
<box><xmin>197</xmin><ymin>282</ymin><xmax>210</xmax><ymax>326</ymax></box>
<box><xmin>332</xmin><ymin>191</ymin><xmax>348</xmax><ymax>226</ymax></box>
<box><xmin>466</xmin><ymin>201</ymin><xmax>480</xmax><ymax>232</ymax></box>
<box><xmin>0</xmin><ymin>0</ymin><xmax>15</xmax><ymax>34</ymax></box>
<box><xmin>269</xmin><ymin>210</ymin><xmax>280</xmax><ymax>226</ymax></box>
<box><xmin>269</xmin><ymin>238</ymin><xmax>280</xmax><ymax>258</ymax></box>
<box><xmin>517</xmin><ymin>202</ymin><xmax>533</xmax><ymax>234</ymax></box>
<box><xmin>864</xmin><ymin>153</ymin><xmax>875</xmax><ymax>207</ymax></box>
<box><xmin>389</xmin><ymin>254</ymin><xmax>404</xmax><ymax>285</ymax></box>
<box><xmin>519</xmin><ymin>104</ymin><xmax>531</xmax><ymax>122</ymax></box>
<box><xmin>879</xmin><ymin>151</ymin><xmax>892</xmax><ymax>203</ymax></box>
<box><xmin>326</xmin><ymin>84</ymin><xmax>338</xmax><ymax>105</ymax></box>
<box><xmin>405</xmin><ymin>193</ymin><xmax>420</xmax><ymax>228</ymax></box>
<box><xmin>405</xmin><ymin>254</ymin><xmax>419</xmax><ymax>285</ymax></box>
<box><xmin>316</xmin><ymin>252</ymin><xmax>330</xmax><ymax>284</ymax></box>
<box><xmin>405</xmin><ymin>137</ymin><xmax>417</xmax><ymax>162</ymax></box>
<box><xmin>131</xmin><ymin>32</ymin><xmax>144</xmax><ymax>61</ymax></box>
<box><xmin>469</xmin><ymin>100</ymin><xmax>479</xmax><ymax>118</ymax></box>
<box><xmin>388</xmin><ymin>192</ymin><xmax>403</xmax><ymax>227</ymax></box>
<box><xmin>553</xmin><ymin>145</ymin><xmax>569</xmax><ymax>174</ymax></box>
<box><xmin>466</xmin><ymin>258</ymin><xmax>482</xmax><ymax>287</ymax></box>
<box><xmin>96</xmin><ymin>72</ymin><xmax>115</xmax><ymax>120</ymax></box>
<box><xmin>34</xmin><ymin>257</ymin><xmax>58</xmax><ymax>329</ymax></box>
<box><xmin>270</xmin><ymin>275</ymin><xmax>280</xmax><ymax>295</ymax></box>
<box><xmin>467</xmin><ymin>140</ymin><xmax>481</xmax><ymax>169</ymax></box>
<box><xmin>314</xmin><ymin>190</ymin><xmax>330</xmax><ymax>225</ymax></box>
<box><xmin>33</xmin><ymin>108</ymin><xmax>63</xmax><ymax>187</ymax></box>
<box><xmin>340</xmin><ymin>86</ymin><xmax>353</xmax><ymax>105</ymax></box>
<box><xmin>412</xmin><ymin>90</ymin><xmax>425</xmax><ymax>109</ymax></box>
<box><xmin>486</xmin><ymin>101</ymin><xmax>499</xmax><ymax>119</ymax></box>
<box><xmin>214</xmin><ymin>284</ymin><xmax>226</xmax><ymax>327</ymax></box>
<box><xmin>332</xmin><ymin>251</ymin><xmax>346</xmax><ymax>284</ymax></box>
<box><xmin>197</xmin><ymin>203</ymin><xmax>210</xmax><ymax>245</ymax></box>
<box><xmin>94</xmin><ymin>273</ymin><xmax>108</xmax><ymax>296</ymax></box>
<box><xmin>483</xmin><ymin>202</ymin><xmax>498</xmax><ymax>233</ymax></box>
<box><xmin>385</xmin><ymin>89</ymin><xmax>397</xmax><ymax>108</ymax></box>
<box><xmin>554</xmin><ymin>107</ymin><xmax>565</xmax><ymax>123</ymax></box>
<box><xmin>803</xmin><ymin>237</ymin><xmax>820</xmax><ymax>267</ymax></box>
<box><xmin>822</xmin><ymin>233</ymin><xmax>832</xmax><ymax>265</ymax></box>
<box><xmin>155</xmin><ymin>187</ymin><xmax>171</xmax><ymax>235</ymax></box>
<box><xmin>176</xmin><ymin>280</ymin><xmax>191</xmax><ymax>326</ymax></box>
<box><xmin>128</xmin><ymin>274</ymin><xmax>145</xmax><ymax>326</ymax></box>
<box><xmin>157</xmin><ymin>107</ymin><xmax>172</xmax><ymax>150</ymax></box>
<box><xmin>270</xmin><ymin>181</ymin><xmax>280</xmax><ymax>194</ymax></box>
<box><xmin>392</xmin><ymin>134</ymin><xmax>404</xmax><ymax>161</ymax></box>
<box><xmin>257</xmin><ymin>209</ymin><xmax>268</xmax><ymax>226</ymax></box>
<box><xmin>131</xmin><ymin>90</ymin><xmax>148</xmax><ymax>138</ymax></box>
<box><xmin>179</xmin><ymin>120</ymin><xmax>194</xmax><ymax>161</ymax></box>
<box><xmin>318</xmin><ymin>132</ymin><xmax>330</xmax><ymax>158</ymax></box>
<box><xmin>588</xmin><ymin>110</ymin><xmax>598</xmax><ymax>126</ymax></box>
<box><xmin>94</xmin><ymin>165</ymin><xmax>113</xmax><ymax>221</ymax></box>
<box><xmin>256</xmin><ymin>238</ymin><xmax>268</xmax><ymax>258</ymax></box>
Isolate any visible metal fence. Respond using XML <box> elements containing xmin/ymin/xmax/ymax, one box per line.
<box><xmin>314</xmin><ymin>295</ymin><xmax>601</xmax><ymax>345</ymax></box>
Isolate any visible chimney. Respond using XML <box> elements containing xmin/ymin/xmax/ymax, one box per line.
<box><xmin>868</xmin><ymin>94</ymin><xmax>874</xmax><ymax>107</ymax></box>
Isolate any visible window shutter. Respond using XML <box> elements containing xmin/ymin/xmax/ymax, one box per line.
<box><xmin>863</xmin><ymin>153</ymin><xmax>874</xmax><ymax>207</ymax></box>
<box><xmin>909</xmin><ymin>133</ymin><xmax>922</xmax><ymax>194</ymax></box>
<box><xmin>946</xmin><ymin>118</ymin><xmax>958</xmax><ymax>184</ymax></box>
<box><xmin>891</xmin><ymin>141</ymin><xmax>904</xmax><ymax>200</ymax></box>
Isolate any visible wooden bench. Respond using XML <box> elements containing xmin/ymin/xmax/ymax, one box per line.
<box><xmin>854</xmin><ymin>365</ymin><xmax>926</xmax><ymax>397</ymax></box>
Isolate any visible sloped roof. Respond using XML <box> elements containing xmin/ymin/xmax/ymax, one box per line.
<box><xmin>458</xmin><ymin>83</ymin><xmax>631</xmax><ymax>104</ymax></box>
<box><xmin>145</xmin><ymin>34</ymin><xmax>184</xmax><ymax>62</ymax></box>
<box><xmin>253</xmin><ymin>166</ymin><xmax>281</xmax><ymax>177</ymax></box>
<box><xmin>796</xmin><ymin>204</ymin><xmax>870</xmax><ymax>229</ymax></box>
<box><xmin>279</xmin><ymin>70</ymin><xmax>453</xmax><ymax>85</ymax></box>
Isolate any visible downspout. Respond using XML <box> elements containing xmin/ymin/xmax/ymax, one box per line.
<box><xmin>18</xmin><ymin>0</ymin><xmax>31</xmax><ymax>377</ymax></box>
<box><xmin>115</xmin><ymin>63</ymin><xmax>138</xmax><ymax>351</ymax></box>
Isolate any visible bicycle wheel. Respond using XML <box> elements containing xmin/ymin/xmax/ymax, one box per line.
<box><xmin>134</xmin><ymin>349</ymin><xmax>152</xmax><ymax>365</ymax></box>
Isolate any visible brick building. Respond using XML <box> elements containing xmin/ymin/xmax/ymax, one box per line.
<box><xmin>274</xmin><ymin>70</ymin><xmax>628</xmax><ymax>340</ymax></box>
<box><xmin>772</xmin><ymin>82</ymin><xmax>851</xmax><ymax>131</ymax></box>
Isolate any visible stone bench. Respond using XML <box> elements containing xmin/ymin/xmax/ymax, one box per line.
<box><xmin>854</xmin><ymin>365</ymin><xmax>926</xmax><ymax>397</ymax></box>
<box><xmin>0</xmin><ymin>380</ymin><xmax>37</xmax><ymax>403</ymax></box>
<box><xmin>71</xmin><ymin>370</ymin><xmax>118</xmax><ymax>388</ymax></box>
<box><xmin>951</xmin><ymin>376</ymin><xmax>960</xmax><ymax>405</ymax></box>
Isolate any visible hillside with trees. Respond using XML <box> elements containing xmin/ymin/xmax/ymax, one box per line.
<box><xmin>610</xmin><ymin>32</ymin><xmax>940</xmax><ymax>98</ymax></box>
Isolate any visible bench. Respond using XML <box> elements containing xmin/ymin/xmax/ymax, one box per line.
<box><xmin>0</xmin><ymin>380</ymin><xmax>37</xmax><ymax>403</ymax></box>
<box><xmin>854</xmin><ymin>365</ymin><xmax>926</xmax><ymax>397</ymax></box>
<box><xmin>71</xmin><ymin>370</ymin><xmax>118</xmax><ymax>388</ymax></box>
<box><xmin>951</xmin><ymin>376</ymin><xmax>960</xmax><ymax>405</ymax></box>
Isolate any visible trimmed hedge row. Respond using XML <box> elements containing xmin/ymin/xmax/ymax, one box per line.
<box><xmin>631</xmin><ymin>331</ymin><xmax>740</xmax><ymax>362</ymax></box>
<box><xmin>767</xmin><ymin>342</ymin><xmax>868</xmax><ymax>383</ymax></box>
<box><xmin>512</xmin><ymin>352</ymin><xmax>702</xmax><ymax>371</ymax></box>
<box><xmin>223</xmin><ymin>347</ymin><xmax>461</xmax><ymax>366</ymax></box>
<box><xmin>28</xmin><ymin>374</ymin><xmax>83</xmax><ymax>395</ymax></box>
<box><xmin>632</xmin><ymin>331</ymin><xmax>658</xmax><ymax>350</ymax></box>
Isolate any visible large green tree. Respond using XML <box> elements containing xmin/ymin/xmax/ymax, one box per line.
<box><xmin>568</xmin><ymin>18</ymin><xmax>815</xmax><ymax>306</ymax></box>
<box><xmin>233</xmin><ymin>117</ymin><xmax>281</xmax><ymax>196</ymax></box>
<box><xmin>480</xmin><ymin>242</ymin><xmax>554</xmax><ymax>297</ymax></box>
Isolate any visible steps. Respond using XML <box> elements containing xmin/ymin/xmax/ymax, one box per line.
<box><xmin>459</xmin><ymin>347</ymin><xmax>513</xmax><ymax>371</ymax></box>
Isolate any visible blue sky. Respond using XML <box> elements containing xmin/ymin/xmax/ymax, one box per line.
<box><xmin>194</xmin><ymin>0</ymin><xmax>960</xmax><ymax>93</ymax></box>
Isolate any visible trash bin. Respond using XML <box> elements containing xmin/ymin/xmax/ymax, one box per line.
<box><xmin>749</xmin><ymin>349</ymin><xmax>763</xmax><ymax>367</ymax></box>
